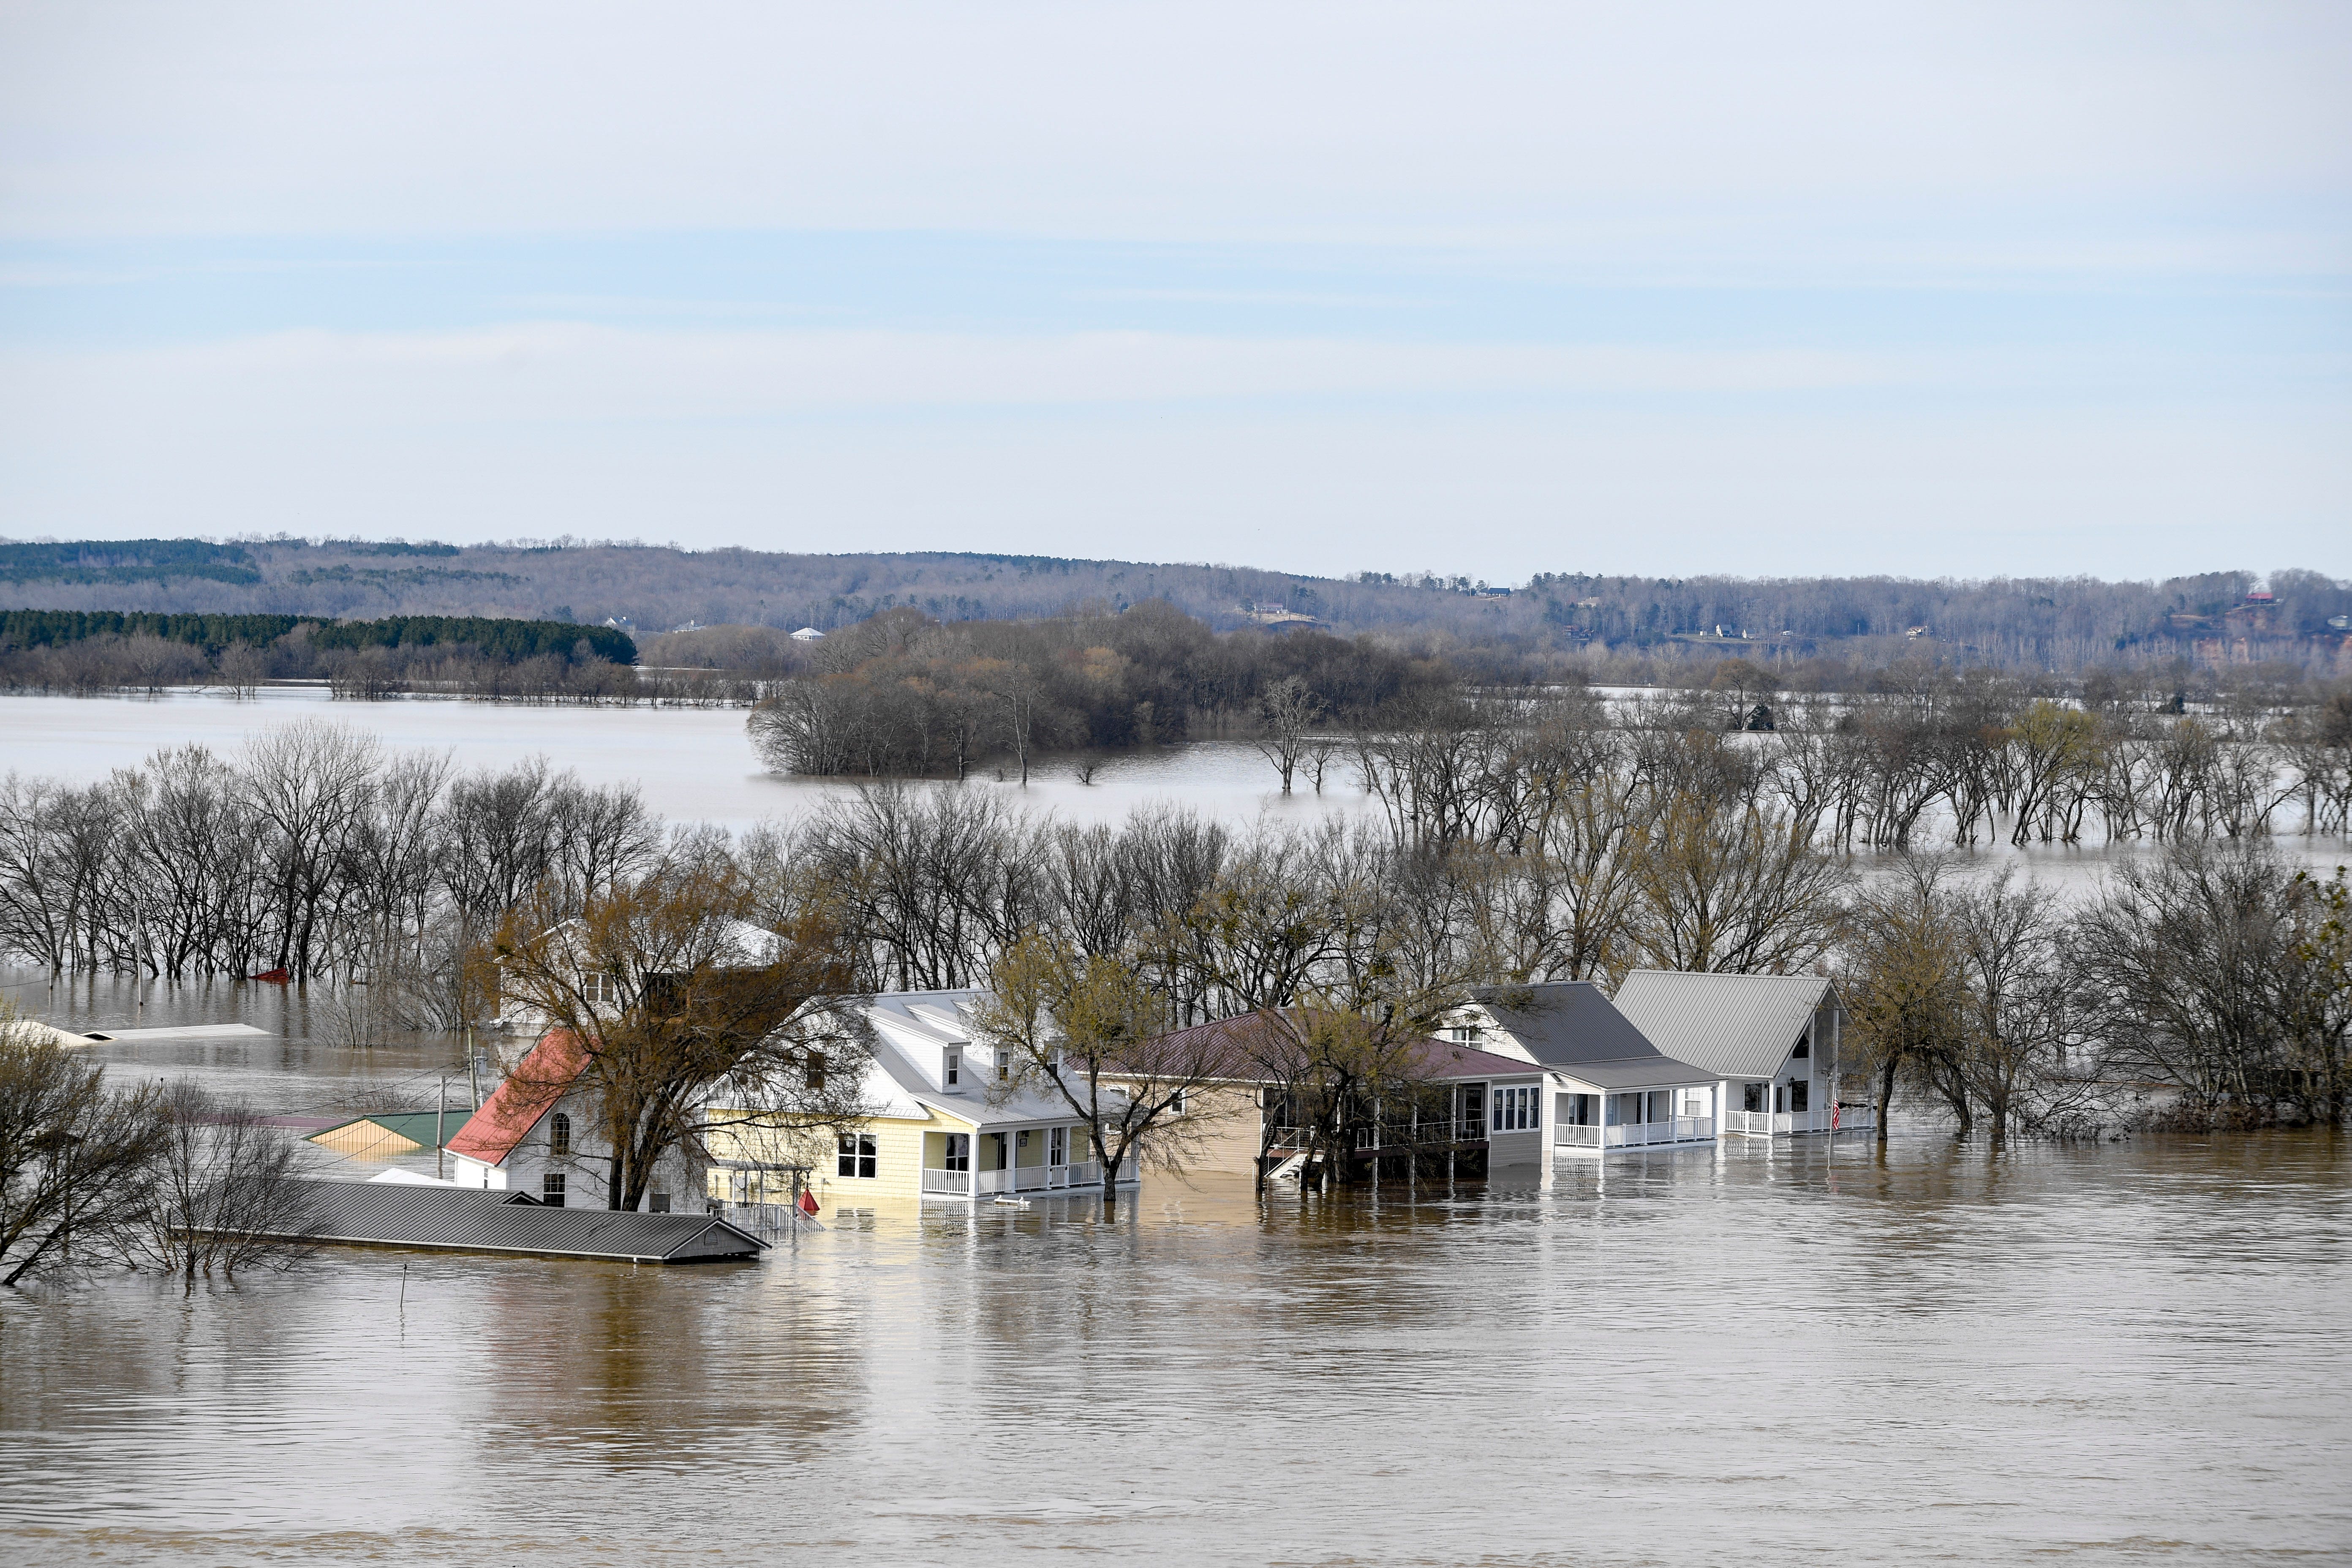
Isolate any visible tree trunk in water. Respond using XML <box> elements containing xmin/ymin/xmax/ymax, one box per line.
<box><xmin>1876</xmin><ymin>1057</ymin><xmax>1897</xmax><ymax>1147</ymax></box>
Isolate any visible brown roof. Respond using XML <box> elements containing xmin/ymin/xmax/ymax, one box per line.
<box><xmin>447</xmin><ymin>1030</ymin><xmax>590</xmax><ymax>1168</ymax></box>
<box><xmin>1134</xmin><ymin>1011</ymin><xmax>1539</xmax><ymax>1083</ymax></box>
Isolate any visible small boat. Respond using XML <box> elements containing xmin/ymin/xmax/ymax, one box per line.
<box><xmin>248</xmin><ymin>968</ymin><xmax>290</xmax><ymax>985</ymax></box>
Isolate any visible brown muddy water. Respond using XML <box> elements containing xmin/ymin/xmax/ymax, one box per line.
<box><xmin>2</xmin><ymin>1105</ymin><xmax>2346</xmax><ymax>1562</ymax></box>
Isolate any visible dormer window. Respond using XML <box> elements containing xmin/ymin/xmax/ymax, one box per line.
<box><xmin>945</xmin><ymin>1049</ymin><xmax>961</xmax><ymax>1087</ymax></box>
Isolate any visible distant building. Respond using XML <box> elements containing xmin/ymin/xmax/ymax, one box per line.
<box><xmin>790</xmin><ymin>626</ymin><xmax>826</xmax><ymax>641</ymax></box>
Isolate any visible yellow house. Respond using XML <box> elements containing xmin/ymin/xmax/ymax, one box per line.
<box><xmin>710</xmin><ymin>988</ymin><xmax>1138</xmax><ymax>1211</ymax></box>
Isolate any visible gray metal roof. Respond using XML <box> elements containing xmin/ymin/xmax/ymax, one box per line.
<box><xmin>1611</xmin><ymin>971</ymin><xmax>1837</xmax><ymax>1082</ymax></box>
<box><xmin>1469</xmin><ymin>982</ymin><xmax>1716</xmax><ymax>1092</ymax></box>
<box><xmin>271</xmin><ymin>1180</ymin><xmax>767</xmax><ymax>1263</ymax></box>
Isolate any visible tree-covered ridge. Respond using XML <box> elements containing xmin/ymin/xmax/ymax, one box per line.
<box><xmin>0</xmin><ymin>539</ymin><xmax>261</xmax><ymax>586</ymax></box>
<box><xmin>0</xmin><ymin>610</ymin><xmax>635</xmax><ymax>664</ymax></box>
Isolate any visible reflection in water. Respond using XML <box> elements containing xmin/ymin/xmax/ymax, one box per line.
<box><xmin>9</xmin><ymin>1134</ymin><xmax>2344</xmax><ymax>1564</ymax></box>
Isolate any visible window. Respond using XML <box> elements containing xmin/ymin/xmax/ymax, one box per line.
<box><xmin>1680</xmin><ymin>1091</ymin><xmax>1710</xmax><ymax>1118</ymax></box>
<box><xmin>803</xmin><ymin>1050</ymin><xmax>825</xmax><ymax>1091</ymax></box>
<box><xmin>1168</xmin><ymin>1088</ymin><xmax>1187</xmax><ymax>1115</ymax></box>
<box><xmin>1449</xmin><ymin>1026</ymin><xmax>1481</xmax><ymax>1044</ymax></box>
<box><xmin>541</xmin><ymin>1172</ymin><xmax>566</xmax><ymax>1207</ymax></box>
<box><xmin>945</xmin><ymin>1049</ymin><xmax>961</xmax><ymax>1087</ymax></box>
<box><xmin>1789</xmin><ymin>1081</ymin><xmax>1810</xmax><ymax>1113</ymax></box>
<box><xmin>649</xmin><ymin>1192</ymin><xmax>670</xmax><ymax>1213</ymax></box>
<box><xmin>1743</xmin><ymin>1082</ymin><xmax>1765</xmax><ymax>1113</ymax></box>
<box><xmin>1048</xmin><ymin>1127</ymin><xmax>1068</xmax><ymax>1166</ymax></box>
<box><xmin>838</xmin><ymin>1132</ymin><xmax>878</xmax><ymax>1179</ymax></box>
<box><xmin>996</xmin><ymin>1050</ymin><xmax>1010</xmax><ymax>1082</ymax></box>
<box><xmin>580</xmin><ymin>972</ymin><xmax>616</xmax><ymax>1006</ymax></box>
<box><xmin>1559</xmin><ymin>1092</ymin><xmax>1596</xmax><ymax>1127</ymax></box>
<box><xmin>1791</xmin><ymin>1034</ymin><xmax>1810</xmax><ymax>1059</ymax></box>
<box><xmin>1491</xmin><ymin>1085</ymin><xmax>1538</xmax><ymax>1132</ymax></box>
<box><xmin>1460</xmin><ymin>1083</ymin><xmax>1485</xmax><ymax>1133</ymax></box>
<box><xmin>548</xmin><ymin>1113</ymin><xmax>570</xmax><ymax>1157</ymax></box>
<box><xmin>942</xmin><ymin>1132</ymin><xmax>970</xmax><ymax>1172</ymax></box>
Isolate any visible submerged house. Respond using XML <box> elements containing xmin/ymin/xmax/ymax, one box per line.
<box><xmin>1450</xmin><ymin>983</ymin><xmax>1720</xmax><ymax>1154</ymax></box>
<box><xmin>712</xmin><ymin>988</ymin><xmax>1138</xmax><ymax>1206</ymax></box>
<box><xmin>1102</xmin><ymin>1011</ymin><xmax>1550</xmax><ymax>1179</ymax></box>
<box><xmin>445</xmin><ymin>1028</ymin><xmax>711</xmax><ymax>1211</ymax></box>
<box><xmin>1611</xmin><ymin>970</ymin><xmax>1868</xmax><ymax>1137</ymax></box>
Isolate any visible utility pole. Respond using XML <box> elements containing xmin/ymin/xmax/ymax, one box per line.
<box><xmin>436</xmin><ymin>1075</ymin><xmax>450</xmax><ymax>1181</ymax></box>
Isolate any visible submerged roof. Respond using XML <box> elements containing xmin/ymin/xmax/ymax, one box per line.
<box><xmin>1612</xmin><ymin>971</ymin><xmax>1837</xmax><ymax>1081</ymax></box>
<box><xmin>273</xmin><ymin>1180</ymin><xmax>766</xmax><ymax>1263</ymax></box>
<box><xmin>309</xmin><ymin>1110</ymin><xmax>474</xmax><ymax>1152</ymax></box>
<box><xmin>447</xmin><ymin>1031</ymin><xmax>589</xmax><ymax>1167</ymax></box>
<box><xmin>1470</xmin><ymin>983</ymin><xmax>1717</xmax><ymax>1090</ymax></box>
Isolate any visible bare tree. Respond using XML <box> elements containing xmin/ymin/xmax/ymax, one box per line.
<box><xmin>0</xmin><ymin>1011</ymin><xmax>167</xmax><ymax>1287</ymax></box>
<box><xmin>975</xmin><ymin>934</ymin><xmax>1233</xmax><ymax>1208</ymax></box>
<box><xmin>1252</xmin><ymin>675</ymin><xmax>1325</xmax><ymax>794</ymax></box>
<box><xmin>133</xmin><ymin>1081</ymin><xmax>315</xmax><ymax>1291</ymax></box>
<box><xmin>489</xmin><ymin>856</ymin><xmax>872</xmax><ymax>1211</ymax></box>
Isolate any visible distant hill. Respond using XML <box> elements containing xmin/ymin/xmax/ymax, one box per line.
<box><xmin>2</xmin><ymin>537</ymin><xmax>2346</xmax><ymax>672</ymax></box>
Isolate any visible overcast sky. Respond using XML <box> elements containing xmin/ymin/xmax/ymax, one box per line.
<box><xmin>2</xmin><ymin>3</ymin><xmax>2346</xmax><ymax>582</ymax></box>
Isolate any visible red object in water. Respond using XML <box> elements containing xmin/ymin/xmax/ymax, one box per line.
<box><xmin>798</xmin><ymin>1189</ymin><xmax>819</xmax><ymax>1216</ymax></box>
<box><xmin>249</xmin><ymin>968</ymin><xmax>290</xmax><ymax>985</ymax></box>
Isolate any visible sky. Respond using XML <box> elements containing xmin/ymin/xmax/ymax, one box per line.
<box><xmin>1</xmin><ymin>3</ymin><xmax>2347</xmax><ymax>585</ymax></box>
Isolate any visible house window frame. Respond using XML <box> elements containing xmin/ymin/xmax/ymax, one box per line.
<box><xmin>838</xmin><ymin>1132</ymin><xmax>878</xmax><ymax>1179</ymax></box>
<box><xmin>1491</xmin><ymin>1084</ymin><xmax>1539</xmax><ymax>1132</ymax></box>
<box><xmin>548</xmin><ymin>1112</ymin><xmax>571</xmax><ymax>1157</ymax></box>
<box><xmin>541</xmin><ymin>1171</ymin><xmax>566</xmax><ymax>1207</ymax></box>
<box><xmin>942</xmin><ymin>1132</ymin><xmax>970</xmax><ymax>1173</ymax></box>
<box><xmin>1048</xmin><ymin>1127</ymin><xmax>1068</xmax><ymax>1167</ymax></box>
<box><xmin>944</xmin><ymin>1049</ymin><xmax>961</xmax><ymax>1088</ymax></box>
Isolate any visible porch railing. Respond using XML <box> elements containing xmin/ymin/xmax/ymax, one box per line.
<box><xmin>1266</xmin><ymin>1119</ymin><xmax>1489</xmax><ymax>1154</ymax></box>
<box><xmin>1723</xmin><ymin>1105</ymin><xmax>1877</xmax><ymax>1137</ymax></box>
<box><xmin>1556</xmin><ymin>1116</ymin><xmax>1715</xmax><ymax>1149</ymax></box>
<box><xmin>923</xmin><ymin>1160</ymin><xmax>1110</xmax><ymax>1197</ymax></box>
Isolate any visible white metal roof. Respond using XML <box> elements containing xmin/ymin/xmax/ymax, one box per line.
<box><xmin>858</xmin><ymin>989</ymin><xmax>1099</xmax><ymax>1130</ymax></box>
<box><xmin>1611</xmin><ymin>971</ymin><xmax>1836</xmax><ymax>1083</ymax></box>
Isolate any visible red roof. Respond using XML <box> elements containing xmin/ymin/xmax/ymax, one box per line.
<box><xmin>446</xmin><ymin>1030</ymin><xmax>590</xmax><ymax>1168</ymax></box>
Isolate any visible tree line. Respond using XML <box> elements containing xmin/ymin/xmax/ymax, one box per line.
<box><xmin>3</xmin><ymin>698</ymin><xmax>2344</xmax><ymax>1215</ymax></box>
<box><xmin>747</xmin><ymin>602</ymin><xmax>1448</xmax><ymax>779</ymax></box>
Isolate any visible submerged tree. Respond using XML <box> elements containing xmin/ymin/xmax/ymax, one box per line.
<box><xmin>0</xmin><ymin>1011</ymin><xmax>168</xmax><ymax>1288</ymax></box>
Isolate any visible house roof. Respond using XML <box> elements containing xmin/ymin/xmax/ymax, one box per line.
<box><xmin>268</xmin><ymin>1180</ymin><xmax>766</xmax><ymax>1263</ymax></box>
<box><xmin>1468</xmin><ymin>982</ymin><xmax>1720</xmax><ymax>1092</ymax></box>
<box><xmin>860</xmin><ymin>988</ymin><xmax>1100</xmax><ymax>1128</ymax></box>
<box><xmin>1611</xmin><ymin>970</ymin><xmax>1837</xmax><ymax>1082</ymax></box>
<box><xmin>1130</xmin><ymin>1011</ymin><xmax>1544</xmax><ymax>1085</ymax></box>
<box><xmin>446</xmin><ymin>1031</ymin><xmax>589</xmax><ymax>1167</ymax></box>
<box><xmin>308</xmin><ymin>1110</ymin><xmax>475</xmax><ymax>1153</ymax></box>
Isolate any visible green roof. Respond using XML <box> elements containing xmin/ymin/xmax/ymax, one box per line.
<box><xmin>309</xmin><ymin>1110</ymin><xmax>475</xmax><ymax>1150</ymax></box>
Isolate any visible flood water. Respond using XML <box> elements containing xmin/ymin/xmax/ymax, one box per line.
<box><xmin>5</xmin><ymin>692</ymin><xmax>2352</xmax><ymax>1564</ymax></box>
<box><xmin>2</xmin><ymin>1121</ymin><xmax>2345</xmax><ymax>1564</ymax></box>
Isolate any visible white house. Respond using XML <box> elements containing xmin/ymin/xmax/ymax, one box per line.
<box><xmin>455</xmin><ymin>915</ymin><xmax>794</xmax><ymax>1210</ymax></box>
<box><xmin>1611</xmin><ymin>971</ymin><xmax>1872</xmax><ymax>1137</ymax></box>
<box><xmin>714</xmin><ymin>988</ymin><xmax>1141</xmax><ymax>1207</ymax></box>
<box><xmin>1450</xmin><ymin>982</ymin><xmax>1720</xmax><ymax>1155</ymax></box>
<box><xmin>446</xmin><ymin>1028</ymin><xmax>710</xmax><ymax>1211</ymax></box>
